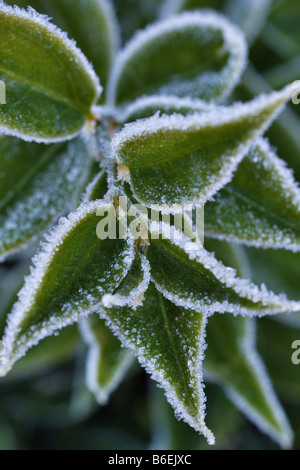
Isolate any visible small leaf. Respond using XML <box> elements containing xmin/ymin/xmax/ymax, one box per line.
<box><xmin>6</xmin><ymin>0</ymin><xmax>120</xmax><ymax>95</ymax></box>
<box><xmin>204</xmin><ymin>238</ymin><xmax>293</xmax><ymax>449</ymax></box>
<box><xmin>0</xmin><ymin>201</ymin><xmax>135</xmax><ymax>376</ymax></box>
<box><xmin>258</xmin><ymin>317</ymin><xmax>300</xmax><ymax>403</ymax></box>
<box><xmin>118</xmin><ymin>95</ymin><xmax>212</xmax><ymax>123</ymax></box>
<box><xmin>161</xmin><ymin>0</ymin><xmax>271</xmax><ymax>43</ymax></box>
<box><xmin>243</xmin><ymin>246</ymin><xmax>300</xmax><ymax>329</ymax></box>
<box><xmin>0</xmin><ymin>135</ymin><xmax>98</xmax><ymax>261</ymax></box>
<box><xmin>80</xmin><ymin>314</ymin><xmax>133</xmax><ymax>405</ymax></box>
<box><xmin>101</xmin><ymin>283</ymin><xmax>215</xmax><ymax>444</ymax></box>
<box><xmin>205</xmin><ymin>138</ymin><xmax>300</xmax><ymax>252</ymax></box>
<box><xmin>146</xmin><ymin>233</ymin><xmax>300</xmax><ymax>316</ymax></box>
<box><xmin>0</xmin><ymin>3</ymin><xmax>101</xmax><ymax>142</ymax></box>
<box><xmin>83</xmin><ymin>170</ymin><xmax>109</xmax><ymax>203</ymax></box>
<box><xmin>112</xmin><ymin>87</ymin><xmax>292</xmax><ymax>206</ymax></box>
<box><xmin>107</xmin><ymin>11</ymin><xmax>247</xmax><ymax>105</ymax></box>
<box><xmin>205</xmin><ymin>313</ymin><xmax>293</xmax><ymax>449</ymax></box>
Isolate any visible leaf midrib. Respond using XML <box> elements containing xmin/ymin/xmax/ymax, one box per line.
<box><xmin>157</xmin><ymin>291</ymin><xmax>198</xmax><ymax>414</ymax></box>
<box><xmin>0</xmin><ymin>143</ymin><xmax>64</xmax><ymax>213</ymax></box>
<box><xmin>0</xmin><ymin>63</ymin><xmax>88</xmax><ymax>116</ymax></box>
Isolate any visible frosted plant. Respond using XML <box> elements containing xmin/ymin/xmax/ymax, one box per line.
<box><xmin>0</xmin><ymin>0</ymin><xmax>300</xmax><ymax>450</ymax></box>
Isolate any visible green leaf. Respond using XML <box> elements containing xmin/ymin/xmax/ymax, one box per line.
<box><xmin>0</xmin><ymin>201</ymin><xmax>135</xmax><ymax>376</ymax></box>
<box><xmin>150</xmin><ymin>382</ymin><xmax>241</xmax><ymax>450</ymax></box>
<box><xmin>161</xmin><ymin>0</ymin><xmax>271</xmax><ymax>43</ymax></box>
<box><xmin>0</xmin><ymin>135</ymin><xmax>98</xmax><ymax>261</ymax></box>
<box><xmin>6</xmin><ymin>0</ymin><xmax>119</xmax><ymax>95</ymax></box>
<box><xmin>205</xmin><ymin>313</ymin><xmax>293</xmax><ymax>448</ymax></box>
<box><xmin>160</xmin><ymin>0</ymin><xmax>225</xmax><ymax>19</ymax></box>
<box><xmin>101</xmin><ymin>283</ymin><xmax>215</xmax><ymax>444</ymax></box>
<box><xmin>0</xmin><ymin>3</ymin><xmax>101</xmax><ymax>142</ymax></box>
<box><xmin>257</xmin><ymin>318</ymin><xmax>300</xmax><ymax>403</ymax></box>
<box><xmin>119</xmin><ymin>95</ymin><xmax>211</xmax><ymax>123</ymax></box>
<box><xmin>205</xmin><ymin>138</ymin><xmax>300</xmax><ymax>252</ymax></box>
<box><xmin>146</xmin><ymin>233</ymin><xmax>300</xmax><ymax>316</ymax></box>
<box><xmin>79</xmin><ymin>251</ymin><xmax>151</xmax><ymax>403</ymax></box>
<box><xmin>107</xmin><ymin>11</ymin><xmax>247</xmax><ymax>105</ymax></box>
<box><xmin>83</xmin><ymin>170</ymin><xmax>109</xmax><ymax>203</ymax></box>
<box><xmin>112</xmin><ymin>88</ymin><xmax>292</xmax><ymax>206</ymax></box>
<box><xmin>80</xmin><ymin>314</ymin><xmax>133</xmax><ymax>405</ymax></box>
<box><xmin>242</xmin><ymin>246</ymin><xmax>300</xmax><ymax>329</ymax></box>
<box><xmin>203</xmin><ymin>239</ymin><xmax>293</xmax><ymax>448</ymax></box>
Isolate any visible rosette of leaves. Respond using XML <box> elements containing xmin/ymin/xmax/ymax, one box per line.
<box><xmin>0</xmin><ymin>0</ymin><xmax>300</xmax><ymax>450</ymax></box>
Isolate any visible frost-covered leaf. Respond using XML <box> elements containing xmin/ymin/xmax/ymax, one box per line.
<box><xmin>258</xmin><ymin>318</ymin><xmax>300</xmax><ymax>403</ymax></box>
<box><xmin>150</xmin><ymin>381</ymin><xmax>241</xmax><ymax>450</ymax></box>
<box><xmin>205</xmin><ymin>313</ymin><xmax>293</xmax><ymax>448</ymax></box>
<box><xmin>0</xmin><ymin>201</ymin><xmax>135</xmax><ymax>376</ymax></box>
<box><xmin>161</xmin><ymin>0</ymin><xmax>271</xmax><ymax>43</ymax></box>
<box><xmin>83</xmin><ymin>170</ymin><xmax>109</xmax><ymax>203</ymax></box>
<box><xmin>205</xmin><ymin>138</ymin><xmax>300</xmax><ymax>252</ymax></box>
<box><xmin>118</xmin><ymin>96</ymin><xmax>212</xmax><ymax>123</ymax></box>
<box><xmin>80</xmin><ymin>315</ymin><xmax>133</xmax><ymax>405</ymax></box>
<box><xmin>107</xmin><ymin>11</ymin><xmax>247</xmax><ymax>105</ymax></box>
<box><xmin>6</xmin><ymin>0</ymin><xmax>119</xmax><ymax>95</ymax></box>
<box><xmin>243</xmin><ymin>246</ymin><xmax>300</xmax><ymax>329</ymax></box>
<box><xmin>0</xmin><ymin>2</ymin><xmax>101</xmax><ymax>142</ymax></box>
<box><xmin>146</xmin><ymin>234</ymin><xmax>300</xmax><ymax>316</ymax></box>
<box><xmin>203</xmin><ymin>238</ymin><xmax>293</xmax><ymax>448</ymax></box>
<box><xmin>101</xmin><ymin>283</ymin><xmax>215</xmax><ymax>444</ymax></box>
<box><xmin>112</xmin><ymin>88</ymin><xmax>292</xmax><ymax>206</ymax></box>
<box><xmin>79</xmin><ymin>252</ymin><xmax>150</xmax><ymax>403</ymax></box>
<box><xmin>0</xmin><ymin>136</ymin><xmax>97</xmax><ymax>261</ymax></box>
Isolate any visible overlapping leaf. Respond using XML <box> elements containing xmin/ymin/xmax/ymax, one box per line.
<box><xmin>205</xmin><ymin>138</ymin><xmax>300</xmax><ymax>252</ymax></box>
<box><xmin>205</xmin><ymin>313</ymin><xmax>293</xmax><ymax>448</ymax></box>
<box><xmin>112</xmin><ymin>88</ymin><xmax>292</xmax><ymax>206</ymax></box>
<box><xmin>0</xmin><ymin>201</ymin><xmax>135</xmax><ymax>376</ymax></box>
<box><xmin>0</xmin><ymin>135</ymin><xmax>98</xmax><ymax>261</ymax></box>
<box><xmin>107</xmin><ymin>11</ymin><xmax>247</xmax><ymax>105</ymax></box>
<box><xmin>146</xmin><ymin>232</ymin><xmax>300</xmax><ymax>316</ymax></box>
<box><xmin>203</xmin><ymin>239</ymin><xmax>293</xmax><ymax>448</ymax></box>
<box><xmin>80</xmin><ymin>315</ymin><xmax>133</xmax><ymax>405</ymax></box>
<box><xmin>101</xmin><ymin>283</ymin><xmax>215</xmax><ymax>444</ymax></box>
<box><xmin>118</xmin><ymin>96</ymin><xmax>212</xmax><ymax>123</ymax></box>
<box><xmin>0</xmin><ymin>3</ymin><xmax>101</xmax><ymax>142</ymax></box>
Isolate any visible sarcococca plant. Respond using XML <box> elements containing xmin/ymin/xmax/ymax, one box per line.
<box><xmin>1</xmin><ymin>0</ymin><xmax>300</xmax><ymax>450</ymax></box>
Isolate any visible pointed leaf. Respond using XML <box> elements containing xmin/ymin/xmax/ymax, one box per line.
<box><xmin>0</xmin><ymin>3</ymin><xmax>101</xmax><ymax>142</ymax></box>
<box><xmin>205</xmin><ymin>138</ymin><xmax>300</xmax><ymax>252</ymax></box>
<box><xmin>101</xmin><ymin>283</ymin><xmax>215</xmax><ymax>444</ymax></box>
<box><xmin>203</xmin><ymin>239</ymin><xmax>293</xmax><ymax>448</ymax></box>
<box><xmin>83</xmin><ymin>170</ymin><xmax>109</xmax><ymax>203</ymax></box>
<box><xmin>6</xmin><ymin>0</ymin><xmax>120</xmax><ymax>95</ymax></box>
<box><xmin>243</xmin><ymin>246</ymin><xmax>300</xmax><ymax>329</ymax></box>
<box><xmin>80</xmin><ymin>314</ymin><xmax>133</xmax><ymax>405</ymax></box>
<box><xmin>0</xmin><ymin>201</ymin><xmax>135</xmax><ymax>376</ymax></box>
<box><xmin>107</xmin><ymin>11</ymin><xmax>247</xmax><ymax>105</ymax></box>
<box><xmin>146</xmin><ymin>234</ymin><xmax>300</xmax><ymax>316</ymax></box>
<box><xmin>258</xmin><ymin>317</ymin><xmax>300</xmax><ymax>403</ymax></box>
<box><xmin>205</xmin><ymin>313</ymin><xmax>293</xmax><ymax>448</ymax></box>
<box><xmin>0</xmin><ymin>135</ymin><xmax>98</xmax><ymax>261</ymax></box>
<box><xmin>112</xmin><ymin>88</ymin><xmax>292</xmax><ymax>206</ymax></box>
